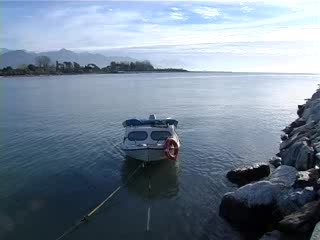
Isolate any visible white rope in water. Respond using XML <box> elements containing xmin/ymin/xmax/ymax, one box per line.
<box><xmin>146</xmin><ymin>207</ymin><xmax>151</xmax><ymax>232</ymax></box>
<box><xmin>54</xmin><ymin>163</ymin><xmax>143</xmax><ymax>240</ymax></box>
<box><xmin>145</xmin><ymin>164</ymin><xmax>152</xmax><ymax>232</ymax></box>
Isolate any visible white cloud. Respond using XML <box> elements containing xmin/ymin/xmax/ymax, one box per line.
<box><xmin>3</xmin><ymin>1</ymin><xmax>320</xmax><ymax>72</ymax></box>
<box><xmin>7</xmin><ymin>4</ymin><xmax>320</xmax><ymax>52</ymax></box>
<box><xmin>13</xmin><ymin>0</ymin><xmax>319</xmax><ymax>2</ymax></box>
<box><xmin>169</xmin><ymin>12</ymin><xmax>188</xmax><ymax>20</ymax></box>
<box><xmin>193</xmin><ymin>7</ymin><xmax>220</xmax><ymax>19</ymax></box>
<box><xmin>240</xmin><ymin>6</ymin><xmax>253</xmax><ymax>13</ymax></box>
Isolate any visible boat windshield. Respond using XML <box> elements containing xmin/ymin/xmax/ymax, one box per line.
<box><xmin>151</xmin><ymin>131</ymin><xmax>171</xmax><ymax>141</ymax></box>
<box><xmin>128</xmin><ymin>131</ymin><xmax>148</xmax><ymax>141</ymax></box>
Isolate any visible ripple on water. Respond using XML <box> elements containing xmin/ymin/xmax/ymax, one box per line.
<box><xmin>1</xmin><ymin>73</ymin><xmax>319</xmax><ymax>240</ymax></box>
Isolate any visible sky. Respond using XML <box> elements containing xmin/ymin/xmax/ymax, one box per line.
<box><xmin>1</xmin><ymin>0</ymin><xmax>320</xmax><ymax>72</ymax></box>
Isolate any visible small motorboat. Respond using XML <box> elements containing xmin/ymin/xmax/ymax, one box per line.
<box><xmin>121</xmin><ymin>114</ymin><xmax>180</xmax><ymax>161</ymax></box>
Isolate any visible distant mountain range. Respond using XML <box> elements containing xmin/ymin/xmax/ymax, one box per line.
<box><xmin>0</xmin><ymin>48</ymin><xmax>136</xmax><ymax>68</ymax></box>
<box><xmin>0</xmin><ymin>48</ymin><xmax>10</xmax><ymax>54</ymax></box>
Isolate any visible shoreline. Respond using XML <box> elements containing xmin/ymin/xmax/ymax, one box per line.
<box><xmin>0</xmin><ymin>70</ymin><xmax>188</xmax><ymax>77</ymax></box>
<box><xmin>220</xmin><ymin>85</ymin><xmax>320</xmax><ymax>239</ymax></box>
<box><xmin>1</xmin><ymin>71</ymin><xmax>318</xmax><ymax>78</ymax></box>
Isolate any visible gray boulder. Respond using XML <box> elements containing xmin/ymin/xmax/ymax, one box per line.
<box><xmin>295</xmin><ymin>142</ymin><xmax>315</xmax><ymax>170</ymax></box>
<box><xmin>276</xmin><ymin>187</ymin><xmax>316</xmax><ymax>216</ymax></box>
<box><xmin>291</xmin><ymin>118</ymin><xmax>306</xmax><ymax>129</ymax></box>
<box><xmin>282</xmin><ymin>126</ymin><xmax>294</xmax><ymax>135</ymax></box>
<box><xmin>268</xmin><ymin>165</ymin><xmax>298</xmax><ymax>187</ymax></box>
<box><xmin>289</xmin><ymin>121</ymin><xmax>316</xmax><ymax>138</ymax></box>
<box><xmin>302</xmin><ymin>100</ymin><xmax>320</xmax><ymax>123</ymax></box>
<box><xmin>315</xmin><ymin>153</ymin><xmax>320</xmax><ymax>167</ymax></box>
<box><xmin>297</xmin><ymin>104</ymin><xmax>305</xmax><ymax>118</ymax></box>
<box><xmin>285</xmin><ymin>136</ymin><xmax>310</xmax><ymax>150</ymax></box>
<box><xmin>269</xmin><ymin>156</ymin><xmax>282</xmax><ymax>168</ymax></box>
<box><xmin>276</xmin><ymin>150</ymin><xmax>284</xmax><ymax>157</ymax></box>
<box><xmin>280</xmin><ymin>132</ymin><xmax>308</xmax><ymax>151</ymax></box>
<box><xmin>259</xmin><ymin>231</ymin><xmax>282</xmax><ymax>240</ymax></box>
<box><xmin>277</xmin><ymin>200</ymin><xmax>320</xmax><ymax>233</ymax></box>
<box><xmin>281</xmin><ymin>118</ymin><xmax>307</xmax><ymax>138</ymax></box>
<box><xmin>281</xmin><ymin>134</ymin><xmax>288</xmax><ymax>141</ymax></box>
<box><xmin>294</xmin><ymin>169</ymin><xmax>320</xmax><ymax>188</ymax></box>
<box><xmin>259</xmin><ymin>230</ymin><xmax>307</xmax><ymax>240</ymax></box>
<box><xmin>314</xmin><ymin>142</ymin><xmax>320</xmax><ymax>153</ymax></box>
<box><xmin>219</xmin><ymin>181</ymin><xmax>284</xmax><ymax>227</ymax></box>
<box><xmin>282</xmin><ymin>141</ymin><xmax>315</xmax><ymax>170</ymax></box>
<box><xmin>226</xmin><ymin>163</ymin><xmax>270</xmax><ymax>186</ymax></box>
<box><xmin>311</xmin><ymin>89</ymin><xmax>320</xmax><ymax>100</ymax></box>
<box><xmin>310</xmin><ymin>125</ymin><xmax>320</xmax><ymax>143</ymax></box>
<box><xmin>310</xmin><ymin>221</ymin><xmax>320</xmax><ymax>240</ymax></box>
<box><xmin>219</xmin><ymin>167</ymin><xmax>303</xmax><ymax>230</ymax></box>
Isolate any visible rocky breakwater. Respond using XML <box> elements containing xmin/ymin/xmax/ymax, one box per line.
<box><xmin>220</xmin><ymin>86</ymin><xmax>320</xmax><ymax>239</ymax></box>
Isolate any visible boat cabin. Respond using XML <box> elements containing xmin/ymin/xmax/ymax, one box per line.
<box><xmin>122</xmin><ymin>116</ymin><xmax>179</xmax><ymax>146</ymax></box>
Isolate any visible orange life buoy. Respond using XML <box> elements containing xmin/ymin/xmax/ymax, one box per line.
<box><xmin>164</xmin><ymin>137</ymin><xmax>179</xmax><ymax>160</ymax></box>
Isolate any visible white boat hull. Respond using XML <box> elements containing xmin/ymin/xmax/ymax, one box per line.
<box><xmin>121</xmin><ymin>115</ymin><xmax>180</xmax><ymax>161</ymax></box>
<box><xmin>123</xmin><ymin>148</ymin><xmax>168</xmax><ymax>161</ymax></box>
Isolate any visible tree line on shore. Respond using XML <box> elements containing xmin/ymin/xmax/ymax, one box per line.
<box><xmin>0</xmin><ymin>56</ymin><xmax>187</xmax><ymax>76</ymax></box>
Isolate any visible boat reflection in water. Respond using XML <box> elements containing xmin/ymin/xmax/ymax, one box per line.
<box><xmin>120</xmin><ymin>157</ymin><xmax>180</xmax><ymax>199</ymax></box>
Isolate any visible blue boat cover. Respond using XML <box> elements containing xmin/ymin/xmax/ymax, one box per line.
<box><xmin>123</xmin><ymin>118</ymin><xmax>178</xmax><ymax>127</ymax></box>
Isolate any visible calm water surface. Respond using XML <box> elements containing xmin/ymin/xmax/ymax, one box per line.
<box><xmin>1</xmin><ymin>72</ymin><xmax>319</xmax><ymax>240</ymax></box>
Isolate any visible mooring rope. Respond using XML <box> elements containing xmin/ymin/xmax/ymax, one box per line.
<box><xmin>145</xmin><ymin>165</ymin><xmax>152</xmax><ymax>232</ymax></box>
<box><xmin>54</xmin><ymin>163</ymin><xmax>143</xmax><ymax>240</ymax></box>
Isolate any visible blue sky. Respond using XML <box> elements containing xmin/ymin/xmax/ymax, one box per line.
<box><xmin>1</xmin><ymin>0</ymin><xmax>320</xmax><ymax>72</ymax></box>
